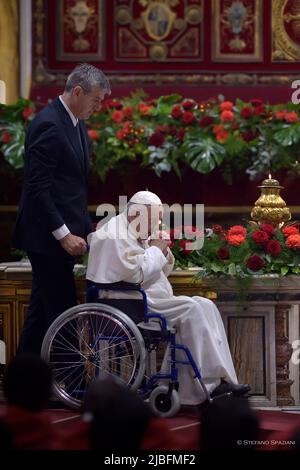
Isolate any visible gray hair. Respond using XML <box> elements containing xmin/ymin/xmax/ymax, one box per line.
<box><xmin>65</xmin><ymin>63</ymin><xmax>111</xmax><ymax>95</ymax></box>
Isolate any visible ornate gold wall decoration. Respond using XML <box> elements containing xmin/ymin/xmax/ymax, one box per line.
<box><xmin>272</xmin><ymin>0</ymin><xmax>300</xmax><ymax>61</ymax></box>
<box><xmin>114</xmin><ymin>0</ymin><xmax>203</xmax><ymax>62</ymax></box>
<box><xmin>56</xmin><ymin>0</ymin><xmax>105</xmax><ymax>61</ymax></box>
<box><xmin>212</xmin><ymin>0</ymin><xmax>263</xmax><ymax>62</ymax></box>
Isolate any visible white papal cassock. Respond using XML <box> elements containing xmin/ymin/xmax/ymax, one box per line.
<box><xmin>86</xmin><ymin>210</ymin><xmax>238</xmax><ymax>405</ymax></box>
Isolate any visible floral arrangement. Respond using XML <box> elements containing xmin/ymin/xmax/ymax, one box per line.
<box><xmin>1</xmin><ymin>92</ymin><xmax>300</xmax><ymax>183</ymax></box>
<box><xmin>171</xmin><ymin>222</ymin><xmax>300</xmax><ymax>277</ymax></box>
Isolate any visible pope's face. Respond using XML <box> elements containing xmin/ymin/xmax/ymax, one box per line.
<box><xmin>128</xmin><ymin>205</ymin><xmax>163</xmax><ymax>239</ymax></box>
<box><xmin>73</xmin><ymin>86</ymin><xmax>106</xmax><ymax>119</ymax></box>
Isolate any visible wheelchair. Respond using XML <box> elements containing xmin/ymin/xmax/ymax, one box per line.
<box><xmin>41</xmin><ymin>281</ymin><xmax>213</xmax><ymax>417</ymax></box>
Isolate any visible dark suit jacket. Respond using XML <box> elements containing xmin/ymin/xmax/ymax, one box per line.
<box><xmin>13</xmin><ymin>97</ymin><xmax>94</xmax><ymax>254</ymax></box>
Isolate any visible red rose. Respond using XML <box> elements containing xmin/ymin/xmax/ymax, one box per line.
<box><xmin>1</xmin><ymin>131</ymin><xmax>12</xmax><ymax>143</ymax></box>
<box><xmin>182</xmin><ymin>100</ymin><xmax>195</xmax><ymax>110</ymax></box>
<box><xmin>286</xmin><ymin>234</ymin><xmax>300</xmax><ymax>249</ymax></box>
<box><xmin>220</xmin><ymin>101</ymin><xmax>234</xmax><ymax>111</ymax></box>
<box><xmin>241</xmin><ymin>131</ymin><xmax>256</xmax><ymax>142</ymax></box>
<box><xmin>171</xmin><ymin>105</ymin><xmax>182</xmax><ymax>119</ymax></box>
<box><xmin>218</xmin><ymin>247</ymin><xmax>229</xmax><ymax>260</ymax></box>
<box><xmin>282</xmin><ymin>226</ymin><xmax>299</xmax><ymax>237</ymax></box>
<box><xmin>228</xmin><ymin>225</ymin><xmax>247</xmax><ymax>237</ymax></box>
<box><xmin>22</xmin><ymin>106</ymin><xmax>34</xmax><ymax>119</ymax></box>
<box><xmin>254</xmin><ymin>105</ymin><xmax>266</xmax><ymax>116</ymax></box>
<box><xmin>149</xmin><ymin>132</ymin><xmax>164</xmax><ymax>147</ymax></box>
<box><xmin>123</xmin><ymin>106</ymin><xmax>133</xmax><ymax>117</ymax></box>
<box><xmin>247</xmin><ymin>255</ymin><xmax>265</xmax><ymax>271</ymax></box>
<box><xmin>285</xmin><ymin>112</ymin><xmax>298</xmax><ymax>123</ymax></box>
<box><xmin>110</xmin><ymin>100</ymin><xmax>123</xmax><ymax>110</ymax></box>
<box><xmin>250</xmin><ymin>99</ymin><xmax>263</xmax><ymax>107</ymax></box>
<box><xmin>198</xmin><ymin>116</ymin><xmax>215</xmax><ymax>127</ymax></box>
<box><xmin>241</xmin><ymin>107</ymin><xmax>253</xmax><ymax>119</ymax></box>
<box><xmin>182</xmin><ymin>111</ymin><xmax>195</xmax><ymax>124</ymax></box>
<box><xmin>213</xmin><ymin>224</ymin><xmax>223</xmax><ymax>234</ymax></box>
<box><xmin>274</xmin><ymin>110</ymin><xmax>286</xmax><ymax>120</ymax></box>
<box><xmin>178</xmin><ymin>239</ymin><xmax>192</xmax><ymax>254</ymax></box>
<box><xmin>111</xmin><ymin>110</ymin><xmax>124</xmax><ymax>123</ymax></box>
<box><xmin>216</xmin><ymin>130</ymin><xmax>230</xmax><ymax>143</ymax></box>
<box><xmin>220</xmin><ymin>110</ymin><xmax>234</xmax><ymax>122</ymax></box>
<box><xmin>266</xmin><ymin>240</ymin><xmax>282</xmax><ymax>257</ymax></box>
<box><xmin>260</xmin><ymin>223</ymin><xmax>275</xmax><ymax>237</ymax></box>
<box><xmin>176</xmin><ymin>129</ymin><xmax>186</xmax><ymax>141</ymax></box>
<box><xmin>252</xmin><ymin>230</ymin><xmax>269</xmax><ymax>244</ymax></box>
<box><xmin>88</xmin><ymin>129</ymin><xmax>100</xmax><ymax>140</ymax></box>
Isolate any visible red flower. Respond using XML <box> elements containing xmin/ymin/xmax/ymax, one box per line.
<box><xmin>241</xmin><ymin>107</ymin><xmax>253</xmax><ymax>119</ymax></box>
<box><xmin>286</xmin><ymin>234</ymin><xmax>300</xmax><ymax>250</ymax></box>
<box><xmin>266</xmin><ymin>240</ymin><xmax>282</xmax><ymax>257</ymax></box>
<box><xmin>285</xmin><ymin>112</ymin><xmax>298</xmax><ymax>123</ymax></box>
<box><xmin>149</xmin><ymin>132</ymin><xmax>164</xmax><ymax>147</ymax></box>
<box><xmin>183</xmin><ymin>225</ymin><xmax>202</xmax><ymax>239</ymax></box>
<box><xmin>109</xmin><ymin>100</ymin><xmax>123</xmax><ymax>110</ymax></box>
<box><xmin>88</xmin><ymin>129</ymin><xmax>100</xmax><ymax>140</ymax></box>
<box><xmin>254</xmin><ymin>105</ymin><xmax>266</xmax><ymax>116</ymax></box>
<box><xmin>282</xmin><ymin>226</ymin><xmax>299</xmax><ymax>237</ymax></box>
<box><xmin>228</xmin><ymin>225</ymin><xmax>247</xmax><ymax>237</ymax></box>
<box><xmin>171</xmin><ymin>105</ymin><xmax>182</xmax><ymax>119</ymax></box>
<box><xmin>216</xmin><ymin>130</ymin><xmax>230</xmax><ymax>143</ymax></box>
<box><xmin>123</xmin><ymin>106</ymin><xmax>133</xmax><ymax>117</ymax></box>
<box><xmin>198</xmin><ymin>116</ymin><xmax>215</xmax><ymax>127</ymax></box>
<box><xmin>116</xmin><ymin>129</ymin><xmax>126</xmax><ymax>140</ymax></box>
<box><xmin>247</xmin><ymin>255</ymin><xmax>265</xmax><ymax>271</ymax></box>
<box><xmin>227</xmin><ymin>234</ymin><xmax>246</xmax><ymax>246</ymax></box>
<box><xmin>182</xmin><ymin>111</ymin><xmax>195</xmax><ymax>124</ymax></box>
<box><xmin>22</xmin><ymin>106</ymin><xmax>34</xmax><ymax>119</ymax></box>
<box><xmin>111</xmin><ymin>110</ymin><xmax>124</xmax><ymax>123</ymax></box>
<box><xmin>1</xmin><ymin>131</ymin><xmax>12</xmax><ymax>143</ymax></box>
<box><xmin>220</xmin><ymin>101</ymin><xmax>234</xmax><ymax>111</ymax></box>
<box><xmin>274</xmin><ymin>110</ymin><xmax>286</xmax><ymax>120</ymax></box>
<box><xmin>139</xmin><ymin>103</ymin><xmax>152</xmax><ymax>116</ymax></box>
<box><xmin>218</xmin><ymin>247</ymin><xmax>229</xmax><ymax>260</ymax></box>
<box><xmin>241</xmin><ymin>131</ymin><xmax>256</xmax><ymax>142</ymax></box>
<box><xmin>213</xmin><ymin>224</ymin><xmax>223</xmax><ymax>234</ymax></box>
<box><xmin>252</xmin><ymin>230</ymin><xmax>269</xmax><ymax>244</ymax></box>
<box><xmin>176</xmin><ymin>129</ymin><xmax>186</xmax><ymax>141</ymax></box>
<box><xmin>260</xmin><ymin>223</ymin><xmax>275</xmax><ymax>237</ymax></box>
<box><xmin>250</xmin><ymin>99</ymin><xmax>263</xmax><ymax>107</ymax></box>
<box><xmin>178</xmin><ymin>239</ymin><xmax>192</xmax><ymax>254</ymax></box>
<box><xmin>220</xmin><ymin>110</ymin><xmax>234</xmax><ymax>122</ymax></box>
<box><xmin>182</xmin><ymin>100</ymin><xmax>195</xmax><ymax>110</ymax></box>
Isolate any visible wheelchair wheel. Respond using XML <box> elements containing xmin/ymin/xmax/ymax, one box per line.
<box><xmin>41</xmin><ymin>303</ymin><xmax>146</xmax><ymax>409</ymax></box>
<box><xmin>149</xmin><ymin>385</ymin><xmax>180</xmax><ymax>418</ymax></box>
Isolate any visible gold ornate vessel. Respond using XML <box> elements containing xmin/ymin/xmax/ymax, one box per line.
<box><xmin>251</xmin><ymin>175</ymin><xmax>291</xmax><ymax>225</ymax></box>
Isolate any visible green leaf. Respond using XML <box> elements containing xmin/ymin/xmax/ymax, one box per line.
<box><xmin>274</xmin><ymin>123</ymin><xmax>300</xmax><ymax>146</ymax></box>
<box><xmin>280</xmin><ymin>266</ymin><xmax>289</xmax><ymax>276</ymax></box>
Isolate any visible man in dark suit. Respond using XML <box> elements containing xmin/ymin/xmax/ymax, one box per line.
<box><xmin>13</xmin><ymin>63</ymin><xmax>110</xmax><ymax>355</ymax></box>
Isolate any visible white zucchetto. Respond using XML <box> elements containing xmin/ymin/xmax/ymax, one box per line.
<box><xmin>128</xmin><ymin>191</ymin><xmax>162</xmax><ymax>206</ymax></box>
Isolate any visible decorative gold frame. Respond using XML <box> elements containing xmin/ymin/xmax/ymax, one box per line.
<box><xmin>272</xmin><ymin>0</ymin><xmax>300</xmax><ymax>62</ymax></box>
<box><xmin>56</xmin><ymin>0</ymin><xmax>106</xmax><ymax>62</ymax></box>
<box><xmin>211</xmin><ymin>0</ymin><xmax>263</xmax><ymax>63</ymax></box>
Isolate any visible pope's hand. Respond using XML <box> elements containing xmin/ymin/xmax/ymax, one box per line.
<box><xmin>59</xmin><ymin>233</ymin><xmax>87</xmax><ymax>256</ymax></box>
<box><xmin>149</xmin><ymin>238</ymin><xmax>170</xmax><ymax>256</ymax></box>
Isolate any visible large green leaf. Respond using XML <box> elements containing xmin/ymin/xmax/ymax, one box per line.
<box><xmin>274</xmin><ymin>123</ymin><xmax>300</xmax><ymax>146</ymax></box>
<box><xmin>183</xmin><ymin>138</ymin><xmax>226</xmax><ymax>173</ymax></box>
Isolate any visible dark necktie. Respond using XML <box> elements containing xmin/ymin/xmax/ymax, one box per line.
<box><xmin>75</xmin><ymin>122</ymin><xmax>84</xmax><ymax>157</ymax></box>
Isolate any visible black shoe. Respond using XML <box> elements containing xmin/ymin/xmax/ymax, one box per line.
<box><xmin>211</xmin><ymin>382</ymin><xmax>251</xmax><ymax>399</ymax></box>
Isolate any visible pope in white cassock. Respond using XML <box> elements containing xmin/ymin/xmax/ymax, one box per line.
<box><xmin>86</xmin><ymin>191</ymin><xmax>250</xmax><ymax>405</ymax></box>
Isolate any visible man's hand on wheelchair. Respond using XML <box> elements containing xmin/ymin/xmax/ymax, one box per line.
<box><xmin>59</xmin><ymin>233</ymin><xmax>87</xmax><ymax>256</ymax></box>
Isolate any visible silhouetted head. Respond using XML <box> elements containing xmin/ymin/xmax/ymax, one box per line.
<box><xmin>82</xmin><ymin>377</ymin><xmax>152</xmax><ymax>451</ymax></box>
<box><xmin>3</xmin><ymin>354</ymin><xmax>53</xmax><ymax>412</ymax></box>
<box><xmin>201</xmin><ymin>396</ymin><xmax>259</xmax><ymax>450</ymax></box>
